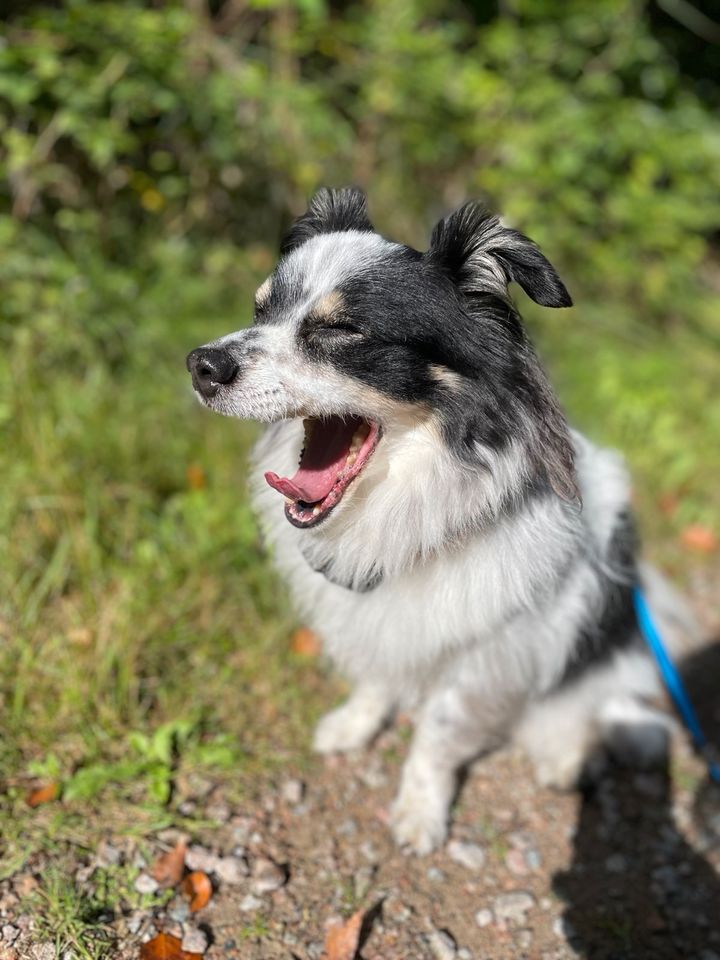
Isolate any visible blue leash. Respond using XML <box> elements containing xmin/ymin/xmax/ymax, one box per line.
<box><xmin>633</xmin><ymin>586</ymin><xmax>720</xmax><ymax>784</ymax></box>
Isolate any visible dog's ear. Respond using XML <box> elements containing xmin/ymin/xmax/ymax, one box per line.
<box><xmin>280</xmin><ymin>187</ymin><xmax>374</xmax><ymax>255</ymax></box>
<box><xmin>428</xmin><ymin>202</ymin><xmax>572</xmax><ymax>308</ymax></box>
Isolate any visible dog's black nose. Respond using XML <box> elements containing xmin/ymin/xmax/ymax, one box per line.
<box><xmin>186</xmin><ymin>347</ymin><xmax>238</xmax><ymax>398</ymax></box>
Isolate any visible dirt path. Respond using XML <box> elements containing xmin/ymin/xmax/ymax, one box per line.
<box><xmin>2</xmin><ymin>576</ymin><xmax>719</xmax><ymax>960</ymax></box>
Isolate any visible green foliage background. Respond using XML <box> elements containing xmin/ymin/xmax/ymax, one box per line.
<box><xmin>0</xmin><ymin>0</ymin><xmax>718</xmax><ymax>860</ymax></box>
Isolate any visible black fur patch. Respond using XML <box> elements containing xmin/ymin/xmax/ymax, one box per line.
<box><xmin>555</xmin><ymin>511</ymin><xmax>642</xmax><ymax>689</ymax></box>
<box><xmin>280</xmin><ymin>187</ymin><xmax>374</xmax><ymax>256</ymax></box>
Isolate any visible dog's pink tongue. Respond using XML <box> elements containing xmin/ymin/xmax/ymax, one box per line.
<box><xmin>265</xmin><ymin>418</ymin><xmax>358</xmax><ymax>504</ymax></box>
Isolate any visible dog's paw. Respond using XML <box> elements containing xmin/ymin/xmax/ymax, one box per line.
<box><xmin>313</xmin><ymin>702</ymin><xmax>379</xmax><ymax>754</ymax></box>
<box><xmin>390</xmin><ymin>792</ymin><xmax>448</xmax><ymax>856</ymax></box>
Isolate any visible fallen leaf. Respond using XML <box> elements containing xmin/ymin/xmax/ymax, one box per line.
<box><xmin>151</xmin><ymin>839</ymin><xmax>187</xmax><ymax>887</ymax></box>
<box><xmin>290</xmin><ymin>626</ymin><xmax>321</xmax><ymax>657</ymax></box>
<box><xmin>139</xmin><ymin>932</ymin><xmax>203</xmax><ymax>960</ymax></box>
<box><xmin>67</xmin><ymin>626</ymin><xmax>92</xmax><ymax>646</ymax></box>
<box><xmin>186</xmin><ymin>463</ymin><xmax>206</xmax><ymax>490</ymax></box>
<box><xmin>26</xmin><ymin>782</ymin><xmax>59</xmax><ymax>807</ymax></box>
<box><xmin>322</xmin><ymin>909</ymin><xmax>364</xmax><ymax>960</ymax></box>
<box><xmin>680</xmin><ymin>524</ymin><xmax>717</xmax><ymax>554</ymax></box>
<box><xmin>181</xmin><ymin>870</ymin><xmax>213</xmax><ymax>912</ymax></box>
<box><xmin>658</xmin><ymin>491</ymin><xmax>680</xmax><ymax>517</ymax></box>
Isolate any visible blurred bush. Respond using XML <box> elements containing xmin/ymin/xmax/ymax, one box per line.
<box><xmin>1</xmin><ymin>0</ymin><xmax>719</xmax><ymax>330</ymax></box>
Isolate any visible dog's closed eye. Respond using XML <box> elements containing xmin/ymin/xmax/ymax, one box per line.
<box><xmin>306</xmin><ymin>318</ymin><xmax>363</xmax><ymax>337</ymax></box>
<box><xmin>303</xmin><ymin>290</ymin><xmax>363</xmax><ymax>340</ymax></box>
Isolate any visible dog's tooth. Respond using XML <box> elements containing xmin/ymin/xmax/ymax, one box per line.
<box><xmin>312</xmin><ymin>506</ymin><xmax>321</xmax><ymax>516</ymax></box>
<box><xmin>346</xmin><ymin>453</ymin><xmax>357</xmax><ymax>467</ymax></box>
<box><xmin>284</xmin><ymin>497</ymin><xmax>295</xmax><ymax>505</ymax></box>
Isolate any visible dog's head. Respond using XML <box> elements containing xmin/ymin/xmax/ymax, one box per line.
<box><xmin>187</xmin><ymin>187</ymin><xmax>576</xmax><ymax>545</ymax></box>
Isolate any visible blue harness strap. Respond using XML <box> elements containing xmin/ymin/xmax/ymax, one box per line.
<box><xmin>633</xmin><ymin>586</ymin><xmax>720</xmax><ymax>785</ymax></box>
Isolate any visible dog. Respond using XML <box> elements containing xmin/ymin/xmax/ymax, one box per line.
<box><xmin>187</xmin><ymin>187</ymin><xmax>695</xmax><ymax>854</ymax></box>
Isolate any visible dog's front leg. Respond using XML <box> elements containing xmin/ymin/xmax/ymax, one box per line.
<box><xmin>313</xmin><ymin>681</ymin><xmax>395</xmax><ymax>754</ymax></box>
<box><xmin>390</xmin><ymin>684</ymin><xmax>507</xmax><ymax>855</ymax></box>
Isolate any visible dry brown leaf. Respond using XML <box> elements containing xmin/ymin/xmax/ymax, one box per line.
<box><xmin>680</xmin><ymin>524</ymin><xmax>717</xmax><ymax>554</ymax></box>
<box><xmin>186</xmin><ymin>463</ymin><xmax>206</xmax><ymax>491</ymax></box>
<box><xmin>322</xmin><ymin>909</ymin><xmax>364</xmax><ymax>960</ymax></box>
<box><xmin>139</xmin><ymin>932</ymin><xmax>203</xmax><ymax>960</ymax></box>
<box><xmin>658</xmin><ymin>491</ymin><xmax>680</xmax><ymax>517</ymax></box>
<box><xmin>26</xmin><ymin>782</ymin><xmax>59</xmax><ymax>808</ymax></box>
<box><xmin>181</xmin><ymin>870</ymin><xmax>213</xmax><ymax>912</ymax></box>
<box><xmin>151</xmin><ymin>839</ymin><xmax>187</xmax><ymax>887</ymax></box>
<box><xmin>290</xmin><ymin>626</ymin><xmax>321</xmax><ymax>657</ymax></box>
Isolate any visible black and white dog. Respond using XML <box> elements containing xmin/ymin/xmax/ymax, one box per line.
<box><xmin>187</xmin><ymin>188</ymin><xmax>693</xmax><ymax>854</ymax></box>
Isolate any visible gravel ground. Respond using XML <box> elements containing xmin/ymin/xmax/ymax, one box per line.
<box><xmin>2</xmin><ymin>575</ymin><xmax>719</xmax><ymax>960</ymax></box>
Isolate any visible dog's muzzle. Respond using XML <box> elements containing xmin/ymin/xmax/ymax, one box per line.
<box><xmin>186</xmin><ymin>347</ymin><xmax>238</xmax><ymax>399</ymax></box>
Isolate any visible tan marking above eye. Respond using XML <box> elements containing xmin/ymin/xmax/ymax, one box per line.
<box><xmin>310</xmin><ymin>289</ymin><xmax>344</xmax><ymax>322</ymax></box>
<box><xmin>429</xmin><ymin>364</ymin><xmax>464</xmax><ymax>390</ymax></box>
<box><xmin>255</xmin><ymin>276</ymin><xmax>272</xmax><ymax>308</ymax></box>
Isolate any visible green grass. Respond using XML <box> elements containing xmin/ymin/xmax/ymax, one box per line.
<box><xmin>23</xmin><ymin>862</ymin><xmax>171</xmax><ymax>959</ymax></box>
<box><xmin>0</xmin><ymin>234</ymin><xmax>334</xmax><ymax>879</ymax></box>
<box><xmin>0</xmin><ymin>231</ymin><xmax>717</xmax><ymax>891</ymax></box>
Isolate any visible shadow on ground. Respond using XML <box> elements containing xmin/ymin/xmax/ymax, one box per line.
<box><xmin>554</xmin><ymin>641</ymin><xmax>720</xmax><ymax>960</ymax></box>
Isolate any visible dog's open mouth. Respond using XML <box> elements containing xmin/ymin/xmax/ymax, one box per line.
<box><xmin>264</xmin><ymin>416</ymin><xmax>381</xmax><ymax>528</ymax></box>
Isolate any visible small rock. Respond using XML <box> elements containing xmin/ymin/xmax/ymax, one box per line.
<box><xmin>182</xmin><ymin>928</ymin><xmax>209</xmax><ymax>953</ymax></box>
<box><xmin>168</xmin><ymin>899</ymin><xmax>191</xmax><ymax>924</ymax></box>
<box><xmin>427</xmin><ymin>926</ymin><xmax>456</xmax><ymax>960</ymax></box>
<box><xmin>337</xmin><ymin>818</ymin><xmax>358</xmax><ymax>837</ymax></box>
<box><xmin>96</xmin><ymin>840</ymin><xmax>122</xmax><ymax>867</ymax></box>
<box><xmin>505</xmin><ymin>849</ymin><xmax>529</xmax><ymax>876</ymax></box>
<box><xmin>205</xmin><ymin>801</ymin><xmax>231</xmax><ymax>823</ymax></box>
<box><xmin>126</xmin><ymin>912</ymin><xmax>145</xmax><ymax>936</ymax></box>
<box><xmin>447</xmin><ymin>840</ymin><xmax>486</xmax><ymax>872</ymax></box>
<box><xmin>358</xmin><ymin>756</ymin><xmax>387</xmax><ymax>788</ymax></box>
<box><xmin>134</xmin><ymin>872</ymin><xmax>159</xmax><ymax>895</ymax></box>
<box><xmin>239</xmin><ymin>894</ymin><xmax>264</xmax><ymax>911</ymax></box>
<box><xmin>251</xmin><ymin>857</ymin><xmax>288</xmax><ymax>894</ymax></box>
<box><xmin>493</xmin><ymin>891</ymin><xmax>536</xmax><ymax>925</ymax></box>
<box><xmin>31</xmin><ymin>945</ymin><xmax>55</xmax><ymax>960</ymax></box>
<box><xmin>508</xmin><ymin>831</ymin><xmax>533</xmax><ymax>850</ymax></box>
<box><xmin>13</xmin><ymin>875</ymin><xmax>37</xmax><ymax>898</ymax></box>
<box><xmin>525</xmin><ymin>849</ymin><xmax>542</xmax><ymax>871</ymax></box>
<box><xmin>517</xmin><ymin>929</ymin><xmax>533</xmax><ymax>950</ymax></box>
<box><xmin>427</xmin><ymin>866</ymin><xmax>445</xmax><ymax>883</ymax></box>
<box><xmin>185</xmin><ymin>845</ymin><xmax>221</xmax><ymax>874</ymax></box>
<box><xmin>359</xmin><ymin>840</ymin><xmax>379</xmax><ymax>863</ymax></box>
<box><xmin>215</xmin><ymin>856</ymin><xmax>248</xmax><ymax>885</ymax></box>
<box><xmin>457</xmin><ymin>950</ymin><xmax>472</xmax><ymax>960</ymax></box>
<box><xmin>605</xmin><ymin>853</ymin><xmax>627</xmax><ymax>874</ymax></box>
<box><xmin>74</xmin><ymin>864</ymin><xmax>95</xmax><ymax>884</ymax></box>
<box><xmin>474</xmin><ymin>908</ymin><xmax>493</xmax><ymax>927</ymax></box>
<box><xmin>2</xmin><ymin>925</ymin><xmax>19</xmax><ymax>944</ymax></box>
<box><xmin>231</xmin><ymin>817</ymin><xmax>253</xmax><ymax>844</ymax></box>
<box><xmin>281</xmin><ymin>778</ymin><xmax>304</xmax><ymax>805</ymax></box>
